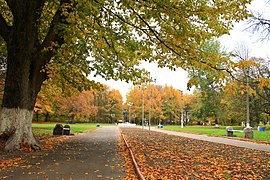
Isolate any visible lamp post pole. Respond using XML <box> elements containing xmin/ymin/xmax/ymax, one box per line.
<box><xmin>246</xmin><ymin>67</ymin><xmax>250</xmax><ymax>128</ymax></box>
<box><xmin>128</xmin><ymin>102</ymin><xmax>133</xmax><ymax>123</ymax></box>
<box><xmin>149</xmin><ymin>102</ymin><xmax>151</xmax><ymax>134</ymax></box>
<box><xmin>142</xmin><ymin>85</ymin><xmax>145</xmax><ymax>129</ymax></box>
<box><xmin>180</xmin><ymin>90</ymin><xmax>184</xmax><ymax>128</ymax></box>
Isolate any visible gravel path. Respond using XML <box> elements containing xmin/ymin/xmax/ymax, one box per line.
<box><xmin>0</xmin><ymin>126</ymin><xmax>126</xmax><ymax>180</ymax></box>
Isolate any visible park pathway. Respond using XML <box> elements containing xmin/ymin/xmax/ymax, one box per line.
<box><xmin>151</xmin><ymin>128</ymin><xmax>270</xmax><ymax>152</ymax></box>
<box><xmin>0</xmin><ymin>126</ymin><xmax>126</xmax><ymax>180</ymax></box>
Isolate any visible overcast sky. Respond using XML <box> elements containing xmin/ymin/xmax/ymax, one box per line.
<box><xmin>92</xmin><ymin>0</ymin><xmax>270</xmax><ymax>102</ymax></box>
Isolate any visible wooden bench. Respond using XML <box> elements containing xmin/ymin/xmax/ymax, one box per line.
<box><xmin>226</xmin><ymin>127</ymin><xmax>244</xmax><ymax>137</ymax></box>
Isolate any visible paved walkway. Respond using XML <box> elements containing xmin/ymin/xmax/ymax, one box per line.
<box><xmin>0</xmin><ymin>126</ymin><xmax>126</xmax><ymax>180</ymax></box>
<box><xmin>151</xmin><ymin>128</ymin><xmax>270</xmax><ymax>152</ymax></box>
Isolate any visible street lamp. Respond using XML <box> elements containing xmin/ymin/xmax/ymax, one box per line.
<box><xmin>138</xmin><ymin>84</ymin><xmax>146</xmax><ymax>128</ymax></box>
<box><xmin>142</xmin><ymin>85</ymin><xmax>145</xmax><ymax>128</ymax></box>
<box><xmin>127</xmin><ymin>102</ymin><xmax>133</xmax><ymax>123</ymax></box>
<box><xmin>180</xmin><ymin>90</ymin><xmax>184</xmax><ymax>128</ymax></box>
<box><xmin>246</xmin><ymin>67</ymin><xmax>250</xmax><ymax>128</ymax></box>
<box><xmin>148</xmin><ymin>78</ymin><xmax>157</xmax><ymax>134</ymax></box>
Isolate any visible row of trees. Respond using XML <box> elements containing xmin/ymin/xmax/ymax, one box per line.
<box><xmin>186</xmin><ymin>40</ymin><xmax>270</xmax><ymax>126</ymax></box>
<box><xmin>32</xmin><ymin>53</ymin><xmax>269</xmax><ymax>126</ymax></box>
<box><xmin>188</xmin><ymin>58</ymin><xmax>270</xmax><ymax>126</ymax></box>
<box><xmin>125</xmin><ymin>85</ymin><xmax>185</xmax><ymax>125</ymax></box>
<box><xmin>34</xmin><ymin>84</ymin><xmax>123</xmax><ymax>123</ymax></box>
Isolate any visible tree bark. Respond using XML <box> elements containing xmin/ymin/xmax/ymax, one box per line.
<box><xmin>0</xmin><ymin>0</ymin><xmax>44</xmax><ymax>150</ymax></box>
<box><xmin>0</xmin><ymin>108</ymin><xmax>39</xmax><ymax>151</ymax></box>
<box><xmin>0</xmin><ymin>0</ymin><xmax>68</xmax><ymax>150</ymax></box>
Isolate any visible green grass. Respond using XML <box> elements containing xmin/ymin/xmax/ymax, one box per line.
<box><xmin>163</xmin><ymin>125</ymin><xmax>270</xmax><ymax>142</ymax></box>
<box><xmin>32</xmin><ymin>123</ymin><xmax>115</xmax><ymax>135</ymax></box>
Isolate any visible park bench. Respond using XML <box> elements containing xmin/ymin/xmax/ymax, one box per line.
<box><xmin>226</xmin><ymin>126</ymin><xmax>253</xmax><ymax>138</ymax></box>
<box><xmin>226</xmin><ymin>126</ymin><xmax>244</xmax><ymax>137</ymax></box>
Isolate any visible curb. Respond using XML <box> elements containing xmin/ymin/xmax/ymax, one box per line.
<box><xmin>118</xmin><ymin>128</ymin><xmax>145</xmax><ymax>180</ymax></box>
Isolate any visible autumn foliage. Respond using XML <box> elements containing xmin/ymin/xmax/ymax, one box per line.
<box><xmin>34</xmin><ymin>84</ymin><xmax>123</xmax><ymax>123</ymax></box>
<box><xmin>125</xmin><ymin>85</ymin><xmax>191</xmax><ymax>125</ymax></box>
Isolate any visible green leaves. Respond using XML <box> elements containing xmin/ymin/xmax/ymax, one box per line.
<box><xmin>43</xmin><ymin>0</ymin><xmax>252</xmax><ymax>84</ymax></box>
<box><xmin>0</xmin><ymin>0</ymin><xmax>252</xmax><ymax>101</ymax></box>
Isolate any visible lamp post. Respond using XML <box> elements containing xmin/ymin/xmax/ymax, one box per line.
<box><xmin>244</xmin><ymin>66</ymin><xmax>253</xmax><ymax>138</ymax></box>
<box><xmin>246</xmin><ymin>67</ymin><xmax>250</xmax><ymax>128</ymax></box>
<box><xmin>148</xmin><ymin>78</ymin><xmax>156</xmax><ymax>134</ymax></box>
<box><xmin>179</xmin><ymin>90</ymin><xmax>184</xmax><ymax>128</ymax></box>
<box><xmin>148</xmin><ymin>85</ymin><xmax>152</xmax><ymax>135</ymax></box>
<box><xmin>142</xmin><ymin>85</ymin><xmax>145</xmax><ymax>129</ymax></box>
<box><xmin>127</xmin><ymin>102</ymin><xmax>133</xmax><ymax>123</ymax></box>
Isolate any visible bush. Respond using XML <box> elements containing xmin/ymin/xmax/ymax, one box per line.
<box><xmin>264</xmin><ymin>124</ymin><xmax>270</xmax><ymax>130</ymax></box>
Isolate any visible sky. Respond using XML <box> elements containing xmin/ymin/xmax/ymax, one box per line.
<box><xmin>92</xmin><ymin>0</ymin><xmax>270</xmax><ymax>102</ymax></box>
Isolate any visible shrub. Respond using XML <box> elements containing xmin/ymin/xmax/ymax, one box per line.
<box><xmin>264</xmin><ymin>123</ymin><xmax>270</xmax><ymax>130</ymax></box>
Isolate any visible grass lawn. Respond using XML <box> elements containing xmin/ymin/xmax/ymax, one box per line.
<box><xmin>163</xmin><ymin>125</ymin><xmax>270</xmax><ymax>142</ymax></box>
<box><xmin>32</xmin><ymin>123</ymin><xmax>115</xmax><ymax>135</ymax></box>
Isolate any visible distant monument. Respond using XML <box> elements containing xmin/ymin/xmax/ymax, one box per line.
<box><xmin>123</xmin><ymin>109</ymin><xmax>128</xmax><ymax>122</ymax></box>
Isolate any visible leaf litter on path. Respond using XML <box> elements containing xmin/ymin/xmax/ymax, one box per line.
<box><xmin>119</xmin><ymin>127</ymin><xmax>270</xmax><ymax>179</ymax></box>
<box><xmin>0</xmin><ymin>134</ymin><xmax>70</xmax><ymax>172</ymax></box>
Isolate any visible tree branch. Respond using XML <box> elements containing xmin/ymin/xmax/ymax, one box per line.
<box><xmin>0</xmin><ymin>14</ymin><xmax>11</xmax><ymax>42</ymax></box>
<box><xmin>39</xmin><ymin>0</ymin><xmax>71</xmax><ymax>64</ymax></box>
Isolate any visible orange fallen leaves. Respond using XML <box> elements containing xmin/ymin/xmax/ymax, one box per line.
<box><xmin>119</xmin><ymin>127</ymin><xmax>270</xmax><ymax>179</ymax></box>
<box><xmin>0</xmin><ymin>134</ymin><xmax>71</xmax><ymax>171</ymax></box>
<box><xmin>118</xmin><ymin>136</ymin><xmax>138</xmax><ymax>180</ymax></box>
<box><xmin>0</xmin><ymin>158</ymin><xmax>25</xmax><ymax>170</ymax></box>
<box><xmin>41</xmin><ymin>135</ymin><xmax>70</xmax><ymax>151</ymax></box>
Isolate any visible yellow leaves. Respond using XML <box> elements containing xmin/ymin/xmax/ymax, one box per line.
<box><xmin>96</xmin><ymin>40</ymin><xmax>104</xmax><ymax>48</ymax></box>
<box><xmin>234</xmin><ymin>59</ymin><xmax>258</xmax><ymax>69</ymax></box>
<box><xmin>224</xmin><ymin>81</ymin><xmax>237</xmax><ymax>95</ymax></box>
<box><xmin>240</xmin><ymin>90</ymin><xmax>245</xmax><ymax>95</ymax></box>
<box><xmin>256</xmin><ymin>77</ymin><xmax>270</xmax><ymax>89</ymax></box>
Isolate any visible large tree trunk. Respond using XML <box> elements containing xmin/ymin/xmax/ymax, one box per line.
<box><xmin>0</xmin><ymin>31</ymin><xmax>44</xmax><ymax>150</ymax></box>
<box><xmin>0</xmin><ymin>108</ymin><xmax>39</xmax><ymax>150</ymax></box>
<box><xmin>0</xmin><ymin>0</ymin><xmax>46</xmax><ymax>151</ymax></box>
<box><xmin>0</xmin><ymin>0</ymin><xmax>69</xmax><ymax>150</ymax></box>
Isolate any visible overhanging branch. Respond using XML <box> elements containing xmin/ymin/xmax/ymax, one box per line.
<box><xmin>39</xmin><ymin>0</ymin><xmax>71</xmax><ymax>64</ymax></box>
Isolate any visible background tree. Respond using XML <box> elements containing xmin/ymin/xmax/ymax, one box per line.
<box><xmin>106</xmin><ymin>89</ymin><xmax>123</xmax><ymax>123</ymax></box>
<box><xmin>92</xmin><ymin>86</ymin><xmax>123</xmax><ymax>124</ymax></box>
<box><xmin>34</xmin><ymin>80</ymin><xmax>63</xmax><ymax>122</ymax></box>
<box><xmin>125</xmin><ymin>86</ymin><xmax>144</xmax><ymax>124</ymax></box>
<box><xmin>161</xmin><ymin>85</ymin><xmax>182</xmax><ymax>125</ymax></box>
<box><xmin>182</xmin><ymin>93</ymin><xmax>195</xmax><ymax>125</ymax></box>
<box><xmin>187</xmin><ymin>39</ymin><xmax>226</xmax><ymax>125</ymax></box>
<box><xmin>126</xmin><ymin>84</ymin><xmax>183</xmax><ymax>125</ymax></box>
<box><xmin>56</xmin><ymin>90</ymin><xmax>98</xmax><ymax>122</ymax></box>
<box><xmin>248</xmin><ymin>1</ymin><xmax>270</xmax><ymax>40</ymax></box>
<box><xmin>144</xmin><ymin>84</ymin><xmax>163</xmax><ymax>125</ymax></box>
<box><xmin>223</xmin><ymin>56</ymin><xmax>270</xmax><ymax>125</ymax></box>
<box><xmin>0</xmin><ymin>0</ymin><xmax>251</xmax><ymax>150</ymax></box>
